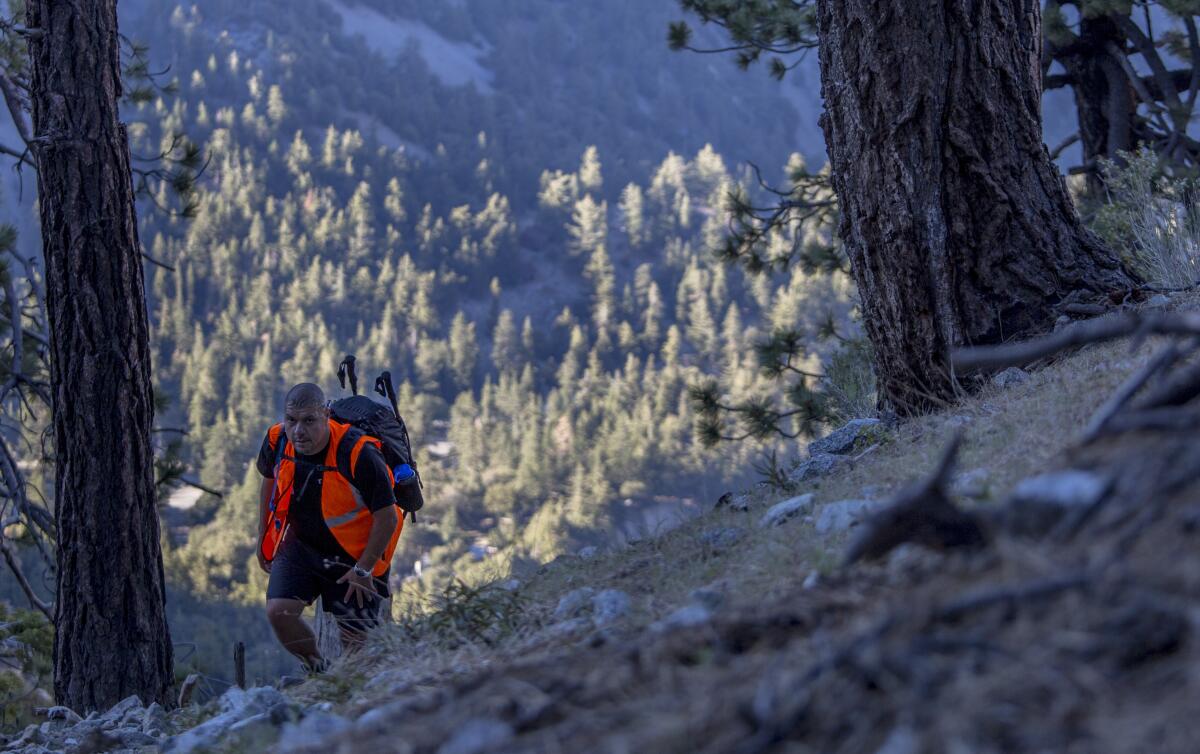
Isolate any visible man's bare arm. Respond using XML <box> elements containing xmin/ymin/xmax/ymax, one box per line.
<box><xmin>356</xmin><ymin>505</ymin><xmax>398</xmax><ymax>574</ymax></box>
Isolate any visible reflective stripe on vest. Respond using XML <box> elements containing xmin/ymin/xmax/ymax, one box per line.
<box><xmin>259</xmin><ymin>419</ymin><xmax>403</xmax><ymax>577</ymax></box>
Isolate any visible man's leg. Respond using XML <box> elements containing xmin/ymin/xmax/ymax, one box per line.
<box><xmin>266</xmin><ymin>598</ymin><xmax>323</xmax><ymax>669</ymax></box>
<box><xmin>265</xmin><ymin>537</ymin><xmax>327</xmax><ymax>671</ymax></box>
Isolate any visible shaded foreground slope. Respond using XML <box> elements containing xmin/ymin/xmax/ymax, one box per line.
<box><xmin>280</xmin><ymin>297</ymin><xmax>1200</xmax><ymax>754</ymax></box>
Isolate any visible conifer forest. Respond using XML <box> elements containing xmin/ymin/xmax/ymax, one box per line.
<box><xmin>5</xmin><ymin>1</ymin><xmax>1200</xmax><ymax>751</ymax></box>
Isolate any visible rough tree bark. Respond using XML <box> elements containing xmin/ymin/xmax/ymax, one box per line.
<box><xmin>27</xmin><ymin>0</ymin><xmax>173</xmax><ymax>710</ymax></box>
<box><xmin>817</xmin><ymin>0</ymin><xmax>1137</xmax><ymax>413</ymax></box>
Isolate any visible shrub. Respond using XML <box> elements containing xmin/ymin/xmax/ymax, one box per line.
<box><xmin>1092</xmin><ymin>147</ymin><xmax>1200</xmax><ymax>287</ymax></box>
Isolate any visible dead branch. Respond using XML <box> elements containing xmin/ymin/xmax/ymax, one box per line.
<box><xmin>0</xmin><ymin>535</ymin><xmax>50</xmax><ymax>618</ymax></box>
<box><xmin>176</xmin><ymin>476</ymin><xmax>223</xmax><ymax>498</ymax></box>
<box><xmin>177</xmin><ymin>673</ymin><xmax>199</xmax><ymax>707</ymax></box>
<box><xmin>843</xmin><ymin>433</ymin><xmax>989</xmax><ymax>565</ymax></box>
<box><xmin>1099</xmin><ymin>407</ymin><xmax>1200</xmax><ymax>435</ymax></box>
<box><xmin>951</xmin><ymin>312</ymin><xmax>1200</xmax><ymax>372</ymax></box>
<box><xmin>1134</xmin><ymin>356</ymin><xmax>1200</xmax><ymax>410</ymax></box>
<box><xmin>1080</xmin><ymin>343</ymin><xmax>1188</xmax><ymax>443</ymax></box>
<box><xmin>933</xmin><ymin>573</ymin><xmax>1092</xmax><ymax>623</ymax></box>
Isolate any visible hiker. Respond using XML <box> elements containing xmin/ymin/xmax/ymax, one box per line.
<box><xmin>256</xmin><ymin>382</ymin><xmax>402</xmax><ymax>670</ymax></box>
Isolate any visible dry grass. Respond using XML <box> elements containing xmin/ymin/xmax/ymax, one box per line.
<box><xmin>275</xmin><ymin>294</ymin><xmax>1200</xmax><ymax>753</ymax></box>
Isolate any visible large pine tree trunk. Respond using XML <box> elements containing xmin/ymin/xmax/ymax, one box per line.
<box><xmin>817</xmin><ymin>0</ymin><xmax>1137</xmax><ymax>413</ymax></box>
<box><xmin>27</xmin><ymin>0</ymin><xmax>173</xmax><ymax>710</ymax></box>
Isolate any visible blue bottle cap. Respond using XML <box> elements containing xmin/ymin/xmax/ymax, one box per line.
<box><xmin>393</xmin><ymin>464</ymin><xmax>415</xmax><ymax>482</ymax></box>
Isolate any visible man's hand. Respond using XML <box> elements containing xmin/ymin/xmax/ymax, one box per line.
<box><xmin>256</xmin><ymin>544</ymin><xmax>272</xmax><ymax>574</ymax></box>
<box><xmin>337</xmin><ymin>566</ymin><xmax>377</xmax><ymax>608</ymax></box>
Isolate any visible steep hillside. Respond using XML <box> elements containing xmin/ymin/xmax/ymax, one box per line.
<box><xmin>7</xmin><ymin>295</ymin><xmax>1190</xmax><ymax>752</ymax></box>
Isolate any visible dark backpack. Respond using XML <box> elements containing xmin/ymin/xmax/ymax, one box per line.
<box><xmin>332</xmin><ymin>357</ymin><xmax>424</xmax><ymax>519</ymax></box>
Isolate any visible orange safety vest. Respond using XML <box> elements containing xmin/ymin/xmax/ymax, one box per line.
<box><xmin>259</xmin><ymin>420</ymin><xmax>403</xmax><ymax>577</ymax></box>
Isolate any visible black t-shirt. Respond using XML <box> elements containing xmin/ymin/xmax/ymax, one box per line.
<box><xmin>257</xmin><ymin>429</ymin><xmax>396</xmax><ymax>560</ymax></box>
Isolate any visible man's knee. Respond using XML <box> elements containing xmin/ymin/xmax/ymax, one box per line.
<box><xmin>266</xmin><ymin>599</ymin><xmax>305</xmax><ymax>627</ymax></box>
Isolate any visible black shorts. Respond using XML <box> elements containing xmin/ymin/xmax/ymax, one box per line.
<box><xmin>266</xmin><ymin>535</ymin><xmax>390</xmax><ymax>634</ymax></box>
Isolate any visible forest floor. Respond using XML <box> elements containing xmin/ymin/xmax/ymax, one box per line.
<box><xmin>11</xmin><ymin>296</ymin><xmax>1196</xmax><ymax>754</ymax></box>
<box><xmin>272</xmin><ymin>292</ymin><xmax>1200</xmax><ymax>754</ymax></box>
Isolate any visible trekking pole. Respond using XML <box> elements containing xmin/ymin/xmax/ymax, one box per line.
<box><xmin>337</xmin><ymin>354</ymin><xmax>359</xmax><ymax>396</ymax></box>
<box><xmin>373</xmin><ymin>370</ymin><xmax>401</xmax><ymax>421</ymax></box>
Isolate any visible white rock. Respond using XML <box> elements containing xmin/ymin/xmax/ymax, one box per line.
<box><xmin>142</xmin><ymin>702</ymin><xmax>169</xmax><ymax>737</ymax></box>
<box><xmin>42</xmin><ymin>706</ymin><xmax>82</xmax><ymax>724</ymax></box>
<box><xmin>952</xmin><ymin>468</ymin><xmax>991</xmax><ymax>499</ymax></box>
<box><xmin>808</xmin><ymin>418</ymin><xmax>882</xmax><ymax>455</ymax></box>
<box><xmin>552</xmin><ymin>587</ymin><xmax>595</xmax><ymax>621</ymax></box>
<box><xmin>1006</xmin><ymin>470</ymin><xmax>1109</xmax><ymax>535</ymax></box>
<box><xmin>100</xmin><ymin>694</ymin><xmax>143</xmax><ymax>722</ymax></box>
<box><xmin>688</xmin><ymin>586</ymin><xmax>725</xmax><ymax>610</ymax></box>
<box><xmin>277</xmin><ymin>710</ymin><xmax>352</xmax><ymax>751</ymax></box>
<box><xmin>652</xmin><ymin>605</ymin><xmax>712</xmax><ymax>632</ymax></box>
<box><xmin>802</xmin><ymin>571</ymin><xmax>820</xmax><ymax>589</ymax></box>
<box><xmin>789</xmin><ymin>453</ymin><xmax>846</xmax><ymax>483</ymax></box>
<box><xmin>814</xmin><ymin>499</ymin><xmax>885</xmax><ymax>534</ymax></box>
<box><xmin>436</xmin><ymin>717</ymin><xmax>515</xmax><ymax>754</ymax></box>
<box><xmin>991</xmin><ymin>366</ymin><xmax>1029</xmax><ymax>389</ymax></box>
<box><xmin>758</xmin><ymin>494</ymin><xmax>815</xmax><ymax>528</ymax></box>
<box><xmin>1013</xmin><ymin>470</ymin><xmax>1107</xmax><ymax>508</ymax></box>
<box><xmin>162</xmin><ymin>686</ymin><xmax>287</xmax><ymax>754</ymax></box>
<box><xmin>577</xmin><ymin>546</ymin><xmax>599</xmax><ymax>559</ymax></box>
<box><xmin>355</xmin><ymin>699</ymin><xmax>411</xmax><ymax>732</ymax></box>
<box><xmin>495</xmin><ymin>578</ymin><xmax>521</xmax><ymax>592</ymax></box>
<box><xmin>591</xmin><ymin>590</ymin><xmax>631</xmax><ymax>626</ymax></box>
<box><xmin>1145</xmin><ymin>293</ymin><xmax>1171</xmax><ymax>308</ymax></box>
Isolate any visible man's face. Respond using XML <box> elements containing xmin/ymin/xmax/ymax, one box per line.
<box><xmin>284</xmin><ymin>403</ymin><xmax>330</xmax><ymax>455</ymax></box>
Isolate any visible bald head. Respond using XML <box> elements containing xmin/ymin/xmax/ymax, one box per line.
<box><xmin>283</xmin><ymin>383</ymin><xmax>331</xmax><ymax>455</ymax></box>
<box><xmin>285</xmin><ymin>383</ymin><xmax>326</xmax><ymax>411</ymax></box>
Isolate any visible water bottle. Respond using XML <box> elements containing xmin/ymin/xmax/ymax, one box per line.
<box><xmin>392</xmin><ymin>463</ymin><xmax>424</xmax><ymax>518</ymax></box>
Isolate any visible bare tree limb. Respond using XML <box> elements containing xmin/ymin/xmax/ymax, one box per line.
<box><xmin>0</xmin><ymin>535</ymin><xmax>51</xmax><ymax>618</ymax></box>
<box><xmin>1079</xmin><ymin>342</ymin><xmax>1188</xmax><ymax>443</ymax></box>
<box><xmin>952</xmin><ymin>312</ymin><xmax>1200</xmax><ymax>372</ymax></box>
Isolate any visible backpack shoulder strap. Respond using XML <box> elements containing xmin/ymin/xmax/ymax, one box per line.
<box><xmin>271</xmin><ymin>425</ymin><xmax>287</xmax><ymax>473</ymax></box>
<box><xmin>334</xmin><ymin>425</ymin><xmax>368</xmax><ymax>482</ymax></box>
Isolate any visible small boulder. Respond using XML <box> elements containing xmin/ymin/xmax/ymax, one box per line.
<box><xmin>716</xmin><ymin>492</ymin><xmax>751</xmax><ymax>511</ymax></box>
<box><xmin>1005</xmin><ymin>470</ymin><xmax>1109</xmax><ymax>535</ymax></box>
<box><xmin>437</xmin><ymin>717</ymin><xmax>515</xmax><ymax>754</ymax></box>
<box><xmin>807</xmin><ymin>418</ymin><xmax>883</xmax><ymax>456</ymax></box>
<box><xmin>1144</xmin><ymin>293</ymin><xmax>1171</xmax><ymax>309</ymax></box>
<box><xmin>652</xmin><ymin>604</ymin><xmax>712</xmax><ymax>632</ymax></box>
<box><xmin>141</xmin><ymin>702</ymin><xmax>169</xmax><ymax>737</ymax></box>
<box><xmin>698</xmin><ymin>526</ymin><xmax>744</xmax><ymax>551</ymax></box>
<box><xmin>495</xmin><ymin>578</ymin><xmax>521</xmax><ymax>592</ymax></box>
<box><xmin>952</xmin><ymin>468</ymin><xmax>991</xmax><ymax>499</ymax></box>
<box><xmin>688</xmin><ymin>586</ymin><xmax>725</xmax><ymax>611</ymax></box>
<box><xmin>277</xmin><ymin>710</ymin><xmax>352</xmax><ymax>752</ymax></box>
<box><xmin>814</xmin><ymin>499</ymin><xmax>886</xmax><ymax>535</ymax></box>
<box><xmin>577</xmin><ymin>546</ymin><xmax>599</xmax><ymax>560</ymax></box>
<box><xmin>40</xmin><ymin>706</ymin><xmax>82</xmax><ymax>724</ymax></box>
<box><xmin>991</xmin><ymin>366</ymin><xmax>1030</xmax><ymax>389</ymax></box>
<box><xmin>591</xmin><ymin>590</ymin><xmax>632</xmax><ymax>626</ymax></box>
<box><xmin>802</xmin><ymin>571</ymin><xmax>820</xmax><ymax>590</ymax></box>
<box><xmin>758</xmin><ymin>494</ymin><xmax>815</xmax><ymax>528</ymax></box>
<box><xmin>100</xmin><ymin>694</ymin><xmax>143</xmax><ymax>723</ymax></box>
<box><xmin>789</xmin><ymin>453</ymin><xmax>846</xmax><ymax>484</ymax></box>
<box><xmin>552</xmin><ymin>587</ymin><xmax>595</xmax><ymax>621</ymax></box>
